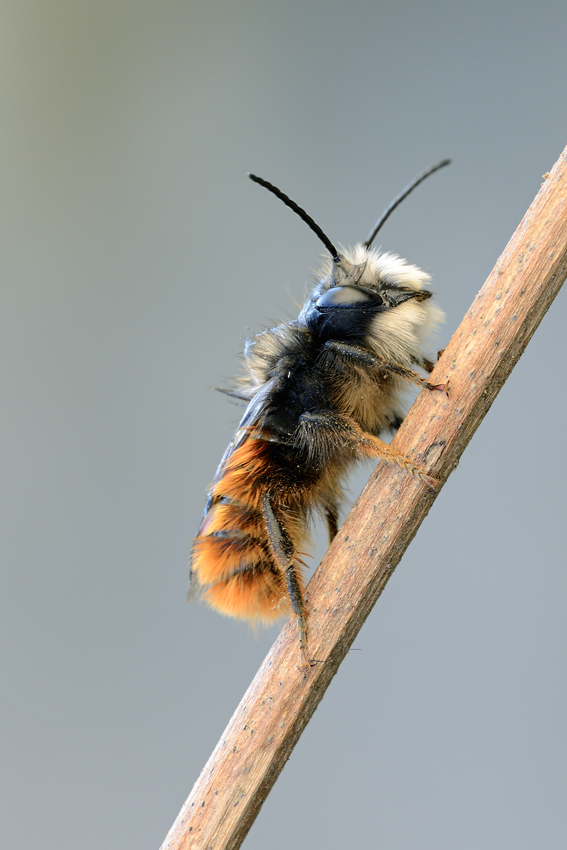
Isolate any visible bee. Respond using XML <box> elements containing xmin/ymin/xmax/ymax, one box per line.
<box><xmin>190</xmin><ymin>161</ymin><xmax>450</xmax><ymax>665</ymax></box>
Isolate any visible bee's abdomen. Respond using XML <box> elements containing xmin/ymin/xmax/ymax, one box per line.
<box><xmin>191</xmin><ymin>438</ymin><xmax>304</xmax><ymax>623</ymax></box>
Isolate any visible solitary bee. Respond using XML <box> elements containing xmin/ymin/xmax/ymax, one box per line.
<box><xmin>190</xmin><ymin>162</ymin><xmax>449</xmax><ymax>665</ymax></box>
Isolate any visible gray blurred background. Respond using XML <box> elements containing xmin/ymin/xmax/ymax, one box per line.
<box><xmin>1</xmin><ymin>2</ymin><xmax>566</xmax><ymax>848</ymax></box>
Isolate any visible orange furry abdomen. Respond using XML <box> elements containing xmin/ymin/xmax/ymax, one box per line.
<box><xmin>191</xmin><ymin>437</ymin><xmax>306</xmax><ymax>624</ymax></box>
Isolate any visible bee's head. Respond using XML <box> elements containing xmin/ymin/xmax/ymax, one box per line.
<box><xmin>248</xmin><ymin>162</ymin><xmax>449</xmax><ymax>359</ymax></box>
<box><xmin>298</xmin><ymin>245</ymin><xmax>443</xmax><ymax>360</ymax></box>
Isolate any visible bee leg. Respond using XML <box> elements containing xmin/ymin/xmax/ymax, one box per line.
<box><xmin>421</xmin><ymin>350</ymin><xmax>446</xmax><ymax>374</ymax></box>
<box><xmin>304</xmin><ymin>412</ymin><xmax>438</xmax><ymax>489</ymax></box>
<box><xmin>300</xmin><ymin>411</ymin><xmax>439</xmax><ymax>489</ymax></box>
<box><xmin>324</xmin><ymin>502</ymin><xmax>339</xmax><ymax>543</ymax></box>
<box><xmin>262</xmin><ymin>494</ymin><xmax>311</xmax><ymax>667</ymax></box>
<box><xmin>381</xmin><ymin>361</ymin><xmax>448</xmax><ymax>395</ymax></box>
<box><xmin>388</xmin><ymin>413</ymin><xmax>405</xmax><ymax>433</ymax></box>
<box><xmin>353</xmin><ymin>427</ymin><xmax>439</xmax><ymax>488</ymax></box>
<box><xmin>324</xmin><ymin>340</ymin><xmax>448</xmax><ymax>394</ymax></box>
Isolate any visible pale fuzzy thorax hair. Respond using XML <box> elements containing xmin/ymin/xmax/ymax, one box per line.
<box><xmin>342</xmin><ymin>243</ymin><xmax>431</xmax><ymax>290</ymax></box>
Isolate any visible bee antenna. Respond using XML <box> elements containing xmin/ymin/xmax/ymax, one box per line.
<box><xmin>364</xmin><ymin>159</ymin><xmax>451</xmax><ymax>249</ymax></box>
<box><xmin>248</xmin><ymin>173</ymin><xmax>341</xmax><ymax>264</ymax></box>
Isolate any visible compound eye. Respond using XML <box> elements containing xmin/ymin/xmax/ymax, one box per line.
<box><xmin>316</xmin><ymin>285</ymin><xmax>383</xmax><ymax>308</ymax></box>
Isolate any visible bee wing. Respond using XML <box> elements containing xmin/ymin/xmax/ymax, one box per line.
<box><xmin>188</xmin><ymin>378</ymin><xmax>276</xmax><ymax>599</ymax></box>
<box><xmin>209</xmin><ymin>376</ymin><xmax>276</xmax><ymax>491</ymax></box>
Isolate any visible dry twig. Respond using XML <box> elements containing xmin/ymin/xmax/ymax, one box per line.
<box><xmin>161</xmin><ymin>145</ymin><xmax>567</xmax><ymax>850</ymax></box>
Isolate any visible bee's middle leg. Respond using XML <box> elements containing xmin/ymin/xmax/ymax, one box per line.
<box><xmin>324</xmin><ymin>501</ymin><xmax>339</xmax><ymax>544</ymax></box>
<box><xmin>300</xmin><ymin>411</ymin><xmax>439</xmax><ymax>489</ymax></box>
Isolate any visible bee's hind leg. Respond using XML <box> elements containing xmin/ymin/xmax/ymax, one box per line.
<box><xmin>262</xmin><ymin>493</ymin><xmax>311</xmax><ymax>668</ymax></box>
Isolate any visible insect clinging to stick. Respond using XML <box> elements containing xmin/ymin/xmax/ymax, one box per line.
<box><xmin>190</xmin><ymin>161</ymin><xmax>450</xmax><ymax>665</ymax></box>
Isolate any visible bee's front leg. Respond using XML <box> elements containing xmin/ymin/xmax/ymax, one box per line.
<box><xmin>323</xmin><ymin>340</ymin><xmax>448</xmax><ymax>395</ymax></box>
